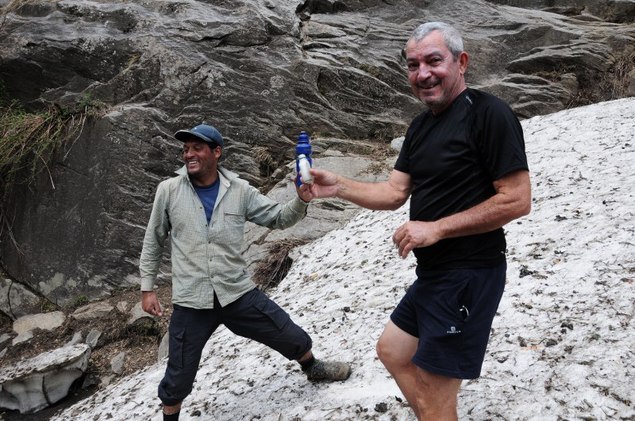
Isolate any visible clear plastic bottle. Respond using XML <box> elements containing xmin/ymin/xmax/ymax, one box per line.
<box><xmin>297</xmin><ymin>154</ymin><xmax>313</xmax><ymax>184</ymax></box>
<box><xmin>295</xmin><ymin>131</ymin><xmax>313</xmax><ymax>186</ymax></box>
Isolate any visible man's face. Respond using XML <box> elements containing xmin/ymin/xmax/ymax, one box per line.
<box><xmin>405</xmin><ymin>30</ymin><xmax>468</xmax><ymax>114</ymax></box>
<box><xmin>182</xmin><ymin>139</ymin><xmax>221</xmax><ymax>184</ymax></box>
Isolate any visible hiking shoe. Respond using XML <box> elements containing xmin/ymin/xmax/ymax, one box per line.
<box><xmin>304</xmin><ymin>359</ymin><xmax>352</xmax><ymax>382</ymax></box>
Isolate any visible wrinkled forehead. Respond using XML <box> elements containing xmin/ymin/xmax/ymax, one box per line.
<box><xmin>405</xmin><ymin>33</ymin><xmax>450</xmax><ymax>59</ymax></box>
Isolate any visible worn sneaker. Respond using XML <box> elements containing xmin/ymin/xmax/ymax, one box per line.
<box><xmin>304</xmin><ymin>359</ymin><xmax>352</xmax><ymax>382</ymax></box>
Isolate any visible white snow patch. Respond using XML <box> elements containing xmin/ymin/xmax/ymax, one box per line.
<box><xmin>52</xmin><ymin>98</ymin><xmax>634</xmax><ymax>420</ymax></box>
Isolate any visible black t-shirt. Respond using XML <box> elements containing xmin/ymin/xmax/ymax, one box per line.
<box><xmin>394</xmin><ymin>88</ymin><xmax>528</xmax><ymax>270</ymax></box>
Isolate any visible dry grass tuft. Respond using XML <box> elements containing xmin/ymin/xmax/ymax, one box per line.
<box><xmin>253</xmin><ymin>145</ymin><xmax>277</xmax><ymax>178</ymax></box>
<box><xmin>0</xmin><ymin>91</ymin><xmax>103</xmax><ymax>255</ymax></box>
<box><xmin>0</xmin><ymin>0</ymin><xmax>43</xmax><ymax>28</ymax></box>
<box><xmin>567</xmin><ymin>47</ymin><xmax>635</xmax><ymax>107</ymax></box>
<box><xmin>606</xmin><ymin>48</ymin><xmax>635</xmax><ymax>99</ymax></box>
<box><xmin>0</xmin><ymin>103</ymin><xmax>84</xmax><ymax>188</ymax></box>
<box><xmin>253</xmin><ymin>239</ymin><xmax>307</xmax><ymax>291</ymax></box>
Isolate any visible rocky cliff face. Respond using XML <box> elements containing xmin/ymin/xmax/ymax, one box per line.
<box><xmin>0</xmin><ymin>0</ymin><xmax>633</xmax><ymax>310</ymax></box>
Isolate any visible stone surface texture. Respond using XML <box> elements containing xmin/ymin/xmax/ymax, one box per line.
<box><xmin>0</xmin><ymin>0</ymin><xmax>633</xmax><ymax>309</ymax></box>
<box><xmin>0</xmin><ymin>344</ymin><xmax>91</xmax><ymax>414</ymax></box>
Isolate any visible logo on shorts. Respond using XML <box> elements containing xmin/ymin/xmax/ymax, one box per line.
<box><xmin>447</xmin><ymin>326</ymin><xmax>462</xmax><ymax>334</ymax></box>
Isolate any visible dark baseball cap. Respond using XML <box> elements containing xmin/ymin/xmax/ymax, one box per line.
<box><xmin>174</xmin><ymin>124</ymin><xmax>224</xmax><ymax>147</ymax></box>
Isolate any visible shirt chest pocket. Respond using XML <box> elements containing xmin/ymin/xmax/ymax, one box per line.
<box><xmin>212</xmin><ymin>207</ymin><xmax>246</xmax><ymax>245</ymax></box>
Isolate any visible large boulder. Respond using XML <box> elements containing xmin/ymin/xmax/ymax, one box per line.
<box><xmin>0</xmin><ymin>0</ymin><xmax>633</xmax><ymax>308</ymax></box>
<box><xmin>0</xmin><ymin>344</ymin><xmax>91</xmax><ymax>414</ymax></box>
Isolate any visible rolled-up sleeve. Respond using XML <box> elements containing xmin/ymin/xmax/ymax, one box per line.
<box><xmin>245</xmin><ymin>184</ymin><xmax>308</xmax><ymax>229</ymax></box>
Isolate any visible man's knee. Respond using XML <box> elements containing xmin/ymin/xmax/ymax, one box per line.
<box><xmin>158</xmin><ymin>364</ymin><xmax>197</xmax><ymax>406</ymax></box>
<box><xmin>376</xmin><ymin>337</ymin><xmax>408</xmax><ymax>370</ymax></box>
<box><xmin>376</xmin><ymin>322</ymin><xmax>417</xmax><ymax>368</ymax></box>
<box><xmin>375</xmin><ymin>335</ymin><xmax>393</xmax><ymax>364</ymax></box>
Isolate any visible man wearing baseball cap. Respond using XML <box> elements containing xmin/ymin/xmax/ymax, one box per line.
<box><xmin>139</xmin><ymin>124</ymin><xmax>351</xmax><ymax>420</ymax></box>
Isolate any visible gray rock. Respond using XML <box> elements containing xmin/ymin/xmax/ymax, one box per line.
<box><xmin>0</xmin><ymin>344</ymin><xmax>91</xmax><ymax>414</ymax></box>
<box><xmin>100</xmin><ymin>374</ymin><xmax>116</xmax><ymax>387</ymax></box>
<box><xmin>0</xmin><ymin>277</ymin><xmax>42</xmax><ymax>320</ymax></box>
<box><xmin>12</xmin><ymin>331</ymin><xmax>33</xmax><ymax>346</ymax></box>
<box><xmin>158</xmin><ymin>332</ymin><xmax>169</xmax><ymax>363</ymax></box>
<box><xmin>116</xmin><ymin>300</ymin><xmax>130</xmax><ymax>313</ymax></box>
<box><xmin>390</xmin><ymin>136</ymin><xmax>405</xmax><ymax>152</ymax></box>
<box><xmin>127</xmin><ymin>302</ymin><xmax>160</xmax><ymax>336</ymax></box>
<box><xmin>110</xmin><ymin>352</ymin><xmax>126</xmax><ymax>376</ymax></box>
<box><xmin>127</xmin><ymin>302</ymin><xmax>155</xmax><ymax>324</ymax></box>
<box><xmin>486</xmin><ymin>0</ymin><xmax>635</xmax><ymax>23</ymax></box>
<box><xmin>12</xmin><ymin>311</ymin><xmax>65</xmax><ymax>335</ymax></box>
<box><xmin>0</xmin><ymin>0</ymin><xmax>633</xmax><ymax>308</ymax></box>
<box><xmin>67</xmin><ymin>332</ymin><xmax>83</xmax><ymax>346</ymax></box>
<box><xmin>85</xmin><ymin>329</ymin><xmax>102</xmax><ymax>349</ymax></box>
<box><xmin>71</xmin><ymin>302</ymin><xmax>114</xmax><ymax>321</ymax></box>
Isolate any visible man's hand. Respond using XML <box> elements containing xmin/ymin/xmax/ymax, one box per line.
<box><xmin>306</xmin><ymin>168</ymin><xmax>339</xmax><ymax>199</ymax></box>
<box><xmin>392</xmin><ymin>221</ymin><xmax>441</xmax><ymax>258</ymax></box>
<box><xmin>141</xmin><ymin>291</ymin><xmax>163</xmax><ymax>316</ymax></box>
<box><xmin>296</xmin><ymin>182</ymin><xmax>313</xmax><ymax>203</ymax></box>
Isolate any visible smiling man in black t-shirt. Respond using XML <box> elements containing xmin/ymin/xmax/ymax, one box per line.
<box><xmin>307</xmin><ymin>21</ymin><xmax>531</xmax><ymax>420</ymax></box>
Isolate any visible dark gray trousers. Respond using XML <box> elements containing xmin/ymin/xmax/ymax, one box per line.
<box><xmin>158</xmin><ymin>288</ymin><xmax>312</xmax><ymax>405</ymax></box>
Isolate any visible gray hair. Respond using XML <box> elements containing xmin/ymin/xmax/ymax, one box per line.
<box><xmin>409</xmin><ymin>22</ymin><xmax>464</xmax><ymax>59</ymax></box>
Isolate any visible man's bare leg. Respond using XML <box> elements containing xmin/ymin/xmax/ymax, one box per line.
<box><xmin>162</xmin><ymin>402</ymin><xmax>181</xmax><ymax>420</ymax></box>
<box><xmin>297</xmin><ymin>350</ymin><xmax>313</xmax><ymax>364</ymax></box>
<box><xmin>413</xmin><ymin>368</ymin><xmax>462</xmax><ymax>420</ymax></box>
<box><xmin>376</xmin><ymin>321</ymin><xmax>420</xmax><ymax>414</ymax></box>
<box><xmin>376</xmin><ymin>321</ymin><xmax>462</xmax><ymax>420</ymax></box>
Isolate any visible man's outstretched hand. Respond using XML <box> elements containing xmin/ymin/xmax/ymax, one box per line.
<box><xmin>305</xmin><ymin>168</ymin><xmax>339</xmax><ymax>199</ymax></box>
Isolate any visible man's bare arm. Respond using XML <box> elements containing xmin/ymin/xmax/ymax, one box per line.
<box><xmin>309</xmin><ymin>168</ymin><xmax>411</xmax><ymax>211</ymax></box>
<box><xmin>393</xmin><ymin>169</ymin><xmax>531</xmax><ymax>257</ymax></box>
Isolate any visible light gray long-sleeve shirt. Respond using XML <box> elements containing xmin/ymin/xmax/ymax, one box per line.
<box><xmin>139</xmin><ymin>166</ymin><xmax>308</xmax><ymax>308</ymax></box>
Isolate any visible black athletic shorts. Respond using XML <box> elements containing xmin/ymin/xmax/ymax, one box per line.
<box><xmin>390</xmin><ymin>262</ymin><xmax>506</xmax><ymax>379</ymax></box>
